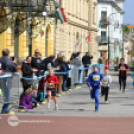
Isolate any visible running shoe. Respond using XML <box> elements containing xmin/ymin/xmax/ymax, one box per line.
<box><xmin>105</xmin><ymin>101</ymin><xmax>108</xmax><ymax>104</ymax></box>
<box><xmin>95</xmin><ymin>109</ymin><xmax>99</xmax><ymax>112</ymax></box>
<box><xmin>47</xmin><ymin>103</ymin><xmax>50</xmax><ymax>109</ymax></box>
<box><xmin>123</xmin><ymin>89</ymin><xmax>125</xmax><ymax>93</ymax></box>
<box><xmin>55</xmin><ymin>105</ymin><xmax>58</xmax><ymax>111</ymax></box>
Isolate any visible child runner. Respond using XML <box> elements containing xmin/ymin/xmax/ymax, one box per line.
<box><xmin>101</xmin><ymin>68</ymin><xmax>112</xmax><ymax>103</ymax></box>
<box><xmin>43</xmin><ymin>68</ymin><xmax>59</xmax><ymax>111</ymax></box>
<box><xmin>87</xmin><ymin>64</ymin><xmax>103</xmax><ymax>112</ymax></box>
<box><xmin>118</xmin><ymin>58</ymin><xmax>129</xmax><ymax>93</ymax></box>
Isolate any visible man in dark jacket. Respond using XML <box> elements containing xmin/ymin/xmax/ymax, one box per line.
<box><xmin>82</xmin><ymin>52</ymin><xmax>93</xmax><ymax>77</ymax></box>
<box><xmin>42</xmin><ymin>55</ymin><xmax>56</xmax><ymax>71</ymax></box>
<box><xmin>21</xmin><ymin>56</ymin><xmax>38</xmax><ymax>91</ymax></box>
<box><xmin>31</xmin><ymin>49</ymin><xmax>44</xmax><ymax>76</ymax></box>
<box><xmin>0</xmin><ymin>49</ymin><xmax>17</xmax><ymax>114</ymax></box>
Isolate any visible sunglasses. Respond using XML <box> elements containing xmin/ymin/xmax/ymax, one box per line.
<box><xmin>35</xmin><ymin>52</ymin><xmax>39</xmax><ymax>53</ymax></box>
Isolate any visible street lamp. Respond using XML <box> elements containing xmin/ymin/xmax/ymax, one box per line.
<box><xmin>107</xmin><ymin>11</ymin><xmax>125</xmax><ymax>60</ymax></box>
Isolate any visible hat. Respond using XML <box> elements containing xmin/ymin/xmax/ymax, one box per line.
<box><xmin>57</xmin><ymin>53</ymin><xmax>63</xmax><ymax>58</ymax></box>
<box><xmin>93</xmin><ymin>64</ymin><xmax>100</xmax><ymax>70</ymax></box>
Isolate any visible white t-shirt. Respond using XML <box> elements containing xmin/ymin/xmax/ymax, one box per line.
<box><xmin>102</xmin><ymin>75</ymin><xmax>112</xmax><ymax>87</ymax></box>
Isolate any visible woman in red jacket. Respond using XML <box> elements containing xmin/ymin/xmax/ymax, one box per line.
<box><xmin>43</xmin><ymin>68</ymin><xmax>59</xmax><ymax>111</ymax></box>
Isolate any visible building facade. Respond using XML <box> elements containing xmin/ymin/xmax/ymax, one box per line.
<box><xmin>0</xmin><ymin>1</ymin><xmax>56</xmax><ymax>59</ymax></box>
<box><xmin>56</xmin><ymin>0</ymin><xmax>98</xmax><ymax>63</ymax></box>
<box><xmin>0</xmin><ymin>0</ymin><xmax>99</xmax><ymax>63</ymax></box>
<box><xmin>97</xmin><ymin>0</ymin><xmax>125</xmax><ymax>64</ymax></box>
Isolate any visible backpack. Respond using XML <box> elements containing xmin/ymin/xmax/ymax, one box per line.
<box><xmin>37</xmin><ymin>91</ymin><xmax>44</xmax><ymax>102</ymax></box>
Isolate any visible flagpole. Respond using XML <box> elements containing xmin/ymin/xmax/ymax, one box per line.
<box><xmin>88</xmin><ymin>0</ymin><xmax>90</xmax><ymax>54</ymax></box>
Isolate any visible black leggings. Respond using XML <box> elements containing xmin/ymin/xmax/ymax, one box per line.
<box><xmin>119</xmin><ymin>76</ymin><xmax>127</xmax><ymax>90</ymax></box>
<box><xmin>101</xmin><ymin>87</ymin><xmax>109</xmax><ymax>101</ymax></box>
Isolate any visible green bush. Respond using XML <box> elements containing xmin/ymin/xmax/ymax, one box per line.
<box><xmin>113</xmin><ymin>57</ymin><xmax>119</xmax><ymax>65</ymax></box>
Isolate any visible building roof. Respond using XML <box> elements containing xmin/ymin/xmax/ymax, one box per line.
<box><xmin>125</xmin><ymin>25</ymin><xmax>134</xmax><ymax>30</ymax></box>
<box><xmin>98</xmin><ymin>0</ymin><xmax>124</xmax><ymax>12</ymax></box>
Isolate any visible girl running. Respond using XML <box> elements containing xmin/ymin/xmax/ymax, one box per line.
<box><xmin>118</xmin><ymin>58</ymin><xmax>129</xmax><ymax>93</ymax></box>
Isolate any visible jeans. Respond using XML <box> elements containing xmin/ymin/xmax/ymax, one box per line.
<box><xmin>90</xmin><ymin>88</ymin><xmax>100</xmax><ymax>110</ymax></box>
<box><xmin>0</xmin><ymin>77</ymin><xmax>12</xmax><ymax>113</ymax></box>
<box><xmin>62</xmin><ymin>76</ymin><xmax>67</xmax><ymax>92</ymax></box>
<box><xmin>84</xmin><ymin>65</ymin><xmax>89</xmax><ymax>77</ymax></box>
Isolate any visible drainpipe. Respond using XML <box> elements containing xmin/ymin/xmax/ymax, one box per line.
<box><xmin>88</xmin><ymin>0</ymin><xmax>90</xmax><ymax>54</ymax></box>
<box><xmin>54</xmin><ymin>16</ymin><xmax>57</xmax><ymax>57</ymax></box>
<box><xmin>54</xmin><ymin>0</ymin><xmax>58</xmax><ymax>57</ymax></box>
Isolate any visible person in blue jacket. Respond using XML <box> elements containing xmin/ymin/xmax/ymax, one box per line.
<box><xmin>87</xmin><ymin>64</ymin><xmax>103</xmax><ymax>112</ymax></box>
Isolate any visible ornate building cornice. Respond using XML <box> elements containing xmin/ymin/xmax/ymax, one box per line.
<box><xmin>67</xmin><ymin>18</ymin><xmax>89</xmax><ymax>30</ymax></box>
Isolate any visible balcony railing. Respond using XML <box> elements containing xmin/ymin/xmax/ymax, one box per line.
<box><xmin>100</xmin><ymin>17</ymin><xmax>109</xmax><ymax>26</ymax></box>
<box><xmin>100</xmin><ymin>36</ymin><xmax>108</xmax><ymax>44</ymax></box>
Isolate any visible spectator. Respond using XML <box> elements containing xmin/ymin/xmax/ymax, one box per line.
<box><xmin>19</xmin><ymin>88</ymin><xmax>33</xmax><ymax>110</ymax></box>
<box><xmin>62</xmin><ymin>56</ymin><xmax>70</xmax><ymax>92</ymax></box>
<box><xmin>82</xmin><ymin>52</ymin><xmax>93</xmax><ymax>77</ymax></box>
<box><xmin>21</xmin><ymin>56</ymin><xmax>38</xmax><ymax>91</ymax></box>
<box><xmin>0</xmin><ymin>49</ymin><xmax>17</xmax><ymax>114</ymax></box>
<box><xmin>74</xmin><ymin>52</ymin><xmax>82</xmax><ymax>85</ymax></box>
<box><xmin>31</xmin><ymin>86</ymin><xmax>38</xmax><ymax>108</ymax></box>
<box><xmin>42</xmin><ymin>55</ymin><xmax>56</xmax><ymax>71</ymax></box>
<box><xmin>55</xmin><ymin>53</ymin><xmax>63</xmax><ymax>65</ymax></box>
<box><xmin>74</xmin><ymin>52</ymin><xmax>82</xmax><ymax>67</ymax></box>
<box><xmin>70</xmin><ymin>53</ymin><xmax>76</xmax><ymax>65</ymax></box>
<box><xmin>56</xmin><ymin>57</ymin><xmax>65</xmax><ymax>93</ymax></box>
<box><xmin>31</xmin><ymin>49</ymin><xmax>44</xmax><ymax>88</ymax></box>
<box><xmin>31</xmin><ymin>49</ymin><xmax>44</xmax><ymax>76</ymax></box>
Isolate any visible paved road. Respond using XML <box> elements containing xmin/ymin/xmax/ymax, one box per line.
<box><xmin>0</xmin><ymin>73</ymin><xmax>134</xmax><ymax>133</ymax></box>
<box><xmin>1</xmin><ymin>74</ymin><xmax>133</xmax><ymax>117</ymax></box>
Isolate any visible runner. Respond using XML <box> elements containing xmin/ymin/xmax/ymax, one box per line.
<box><xmin>101</xmin><ymin>68</ymin><xmax>112</xmax><ymax>103</ymax></box>
<box><xmin>87</xmin><ymin>64</ymin><xmax>103</xmax><ymax>112</ymax></box>
<box><xmin>43</xmin><ymin>68</ymin><xmax>59</xmax><ymax>111</ymax></box>
<box><xmin>118</xmin><ymin>58</ymin><xmax>129</xmax><ymax>93</ymax></box>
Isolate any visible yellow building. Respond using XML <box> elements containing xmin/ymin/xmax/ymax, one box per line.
<box><xmin>0</xmin><ymin>0</ymin><xmax>98</xmax><ymax>63</ymax></box>
<box><xmin>0</xmin><ymin>1</ymin><xmax>56</xmax><ymax>59</ymax></box>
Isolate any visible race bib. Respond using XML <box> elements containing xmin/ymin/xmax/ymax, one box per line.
<box><xmin>120</xmin><ymin>66</ymin><xmax>125</xmax><ymax>70</ymax></box>
<box><xmin>48</xmin><ymin>83</ymin><xmax>55</xmax><ymax>89</ymax></box>
<box><xmin>93</xmin><ymin>75</ymin><xmax>100</xmax><ymax>81</ymax></box>
<box><xmin>103</xmin><ymin>79</ymin><xmax>108</xmax><ymax>83</ymax></box>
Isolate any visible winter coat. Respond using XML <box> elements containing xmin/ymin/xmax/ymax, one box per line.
<box><xmin>19</xmin><ymin>94</ymin><xmax>32</xmax><ymax>109</ymax></box>
<box><xmin>21</xmin><ymin>62</ymin><xmax>33</xmax><ymax>78</ymax></box>
<box><xmin>82</xmin><ymin>55</ymin><xmax>93</xmax><ymax>65</ymax></box>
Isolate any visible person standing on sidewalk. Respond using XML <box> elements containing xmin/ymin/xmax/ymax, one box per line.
<box><xmin>87</xmin><ymin>64</ymin><xmax>103</xmax><ymax>112</ymax></box>
<box><xmin>118</xmin><ymin>58</ymin><xmax>129</xmax><ymax>93</ymax></box>
<box><xmin>101</xmin><ymin>68</ymin><xmax>112</xmax><ymax>103</ymax></box>
<box><xmin>0</xmin><ymin>49</ymin><xmax>17</xmax><ymax>114</ymax></box>
<box><xmin>31</xmin><ymin>49</ymin><xmax>44</xmax><ymax>88</ymax></box>
<box><xmin>82</xmin><ymin>52</ymin><xmax>93</xmax><ymax>77</ymax></box>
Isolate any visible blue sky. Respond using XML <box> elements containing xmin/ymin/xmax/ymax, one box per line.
<box><xmin>123</xmin><ymin>0</ymin><xmax>134</xmax><ymax>24</ymax></box>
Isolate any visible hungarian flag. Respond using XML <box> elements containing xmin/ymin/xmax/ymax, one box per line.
<box><xmin>86</xmin><ymin>33</ymin><xmax>90</xmax><ymax>42</ymax></box>
<box><xmin>56</xmin><ymin>8</ymin><xmax>67</xmax><ymax>24</ymax></box>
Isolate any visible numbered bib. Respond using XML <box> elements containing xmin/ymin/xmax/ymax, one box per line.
<box><xmin>120</xmin><ymin>66</ymin><xmax>125</xmax><ymax>70</ymax></box>
<box><xmin>93</xmin><ymin>75</ymin><xmax>100</xmax><ymax>81</ymax></box>
<box><xmin>48</xmin><ymin>83</ymin><xmax>55</xmax><ymax>89</ymax></box>
<box><xmin>103</xmin><ymin>80</ymin><xmax>108</xmax><ymax>84</ymax></box>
